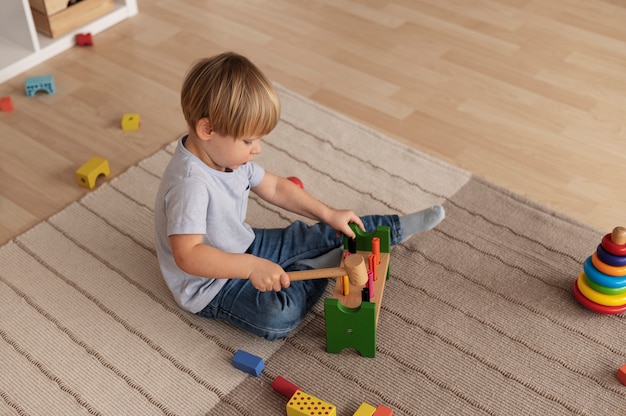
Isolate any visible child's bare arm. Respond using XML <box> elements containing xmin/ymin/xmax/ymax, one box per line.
<box><xmin>169</xmin><ymin>234</ymin><xmax>290</xmax><ymax>291</ymax></box>
<box><xmin>252</xmin><ymin>171</ymin><xmax>365</xmax><ymax>238</ymax></box>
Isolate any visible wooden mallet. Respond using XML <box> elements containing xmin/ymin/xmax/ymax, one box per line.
<box><xmin>286</xmin><ymin>253</ymin><xmax>369</xmax><ymax>286</ymax></box>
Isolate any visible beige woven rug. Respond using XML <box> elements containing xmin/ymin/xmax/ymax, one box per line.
<box><xmin>1</xmin><ymin>85</ymin><xmax>623</xmax><ymax>416</ymax></box>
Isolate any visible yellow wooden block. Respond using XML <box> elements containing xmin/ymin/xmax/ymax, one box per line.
<box><xmin>121</xmin><ymin>113</ymin><xmax>141</xmax><ymax>130</ymax></box>
<box><xmin>352</xmin><ymin>402</ymin><xmax>376</xmax><ymax>416</ymax></box>
<box><xmin>287</xmin><ymin>390</ymin><xmax>336</xmax><ymax>416</ymax></box>
<box><xmin>76</xmin><ymin>156</ymin><xmax>110</xmax><ymax>189</ymax></box>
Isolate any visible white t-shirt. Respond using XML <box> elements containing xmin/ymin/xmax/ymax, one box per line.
<box><xmin>154</xmin><ymin>136</ymin><xmax>265</xmax><ymax>313</ymax></box>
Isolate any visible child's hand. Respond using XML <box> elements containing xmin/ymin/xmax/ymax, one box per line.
<box><xmin>325</xmin><ymin>209</ymin><xmax>365</xmax><ymax>239</ymax></box>
<box><xmin>248</xmin><ymin>258</ymin><xmax>290</xmax><ymax>292</ymax></box>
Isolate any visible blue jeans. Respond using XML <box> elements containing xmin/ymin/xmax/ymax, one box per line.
<box><xmin>197</xmin><ymin>215</ymin><xmax>402</xmax><ymax>340</ymax></box>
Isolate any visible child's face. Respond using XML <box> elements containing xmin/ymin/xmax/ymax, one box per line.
<box><xmin>204</xmin><ymin>132</ymin><xmax>263</xmax><ymax>172</ymax></box>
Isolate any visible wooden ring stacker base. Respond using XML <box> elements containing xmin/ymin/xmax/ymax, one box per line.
<box><xmin>286</xmin><ymin>253</ymin><xmax>368</xmax><ymax>286</ymax></box>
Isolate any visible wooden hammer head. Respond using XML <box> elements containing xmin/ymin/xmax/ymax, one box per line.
<box><xmin>343</xmin><ymin>254</ymin><xmax>369</xmax><ymax>286</ymax></box>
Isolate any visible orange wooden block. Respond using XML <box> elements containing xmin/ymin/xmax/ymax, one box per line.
<box><xmin>373</xmin><ymin>404</ymin><xmax>393</xmax><ymax>415</ymax></box>
<box><xmin>617</xmin><ymin>364</ymin><xmax>626</xmax><ymax>385</ymax></box>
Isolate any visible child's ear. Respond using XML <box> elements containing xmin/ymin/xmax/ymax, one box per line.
<box><xmin>196</xmin><ymin>118</ymin><xmax>213</xmax><ymax>140</ymax></box>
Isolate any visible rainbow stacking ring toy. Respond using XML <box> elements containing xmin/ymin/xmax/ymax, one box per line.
<box><xmin>597</xmin><ymin>244</ymin><xmax>626</xmax><ymax>267</ymax></box>
<box><xmin>574</xmin><ymin>227</ymin><xmax>626</xmax><ymax>314</ymax></box>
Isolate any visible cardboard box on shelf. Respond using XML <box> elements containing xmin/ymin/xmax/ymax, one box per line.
<box><xmin>30</xmin><ymin>0</ymin><xmax>115</xmax><ymax>38</ymax></box>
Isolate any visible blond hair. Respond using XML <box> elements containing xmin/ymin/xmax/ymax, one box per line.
<box><xmin>181</xmin><ymin>52</ymin><xmax>280</xmax><ymax>138</ymax></box>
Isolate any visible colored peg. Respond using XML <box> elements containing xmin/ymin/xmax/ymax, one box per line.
<box><xmin>367</xmin><ymin>270</ymin><xmax>374</xmax><ymax>299</ymax></box>
<box><xmin>272</xmin><ymin>375</ymin><xmax>301</xmax><ymax>398</ymax></box>
<box><xmin>348</xmin><ymin>237</ymin><xmax>357</xmax><ymax>253</ymax></box>
<box><xmin>368</xmin><ymin>253</ymin><xmax>377</xmax><ymax>281</ymax></box>
<box><xmin>602</xmin><ymin>233</ymin><xmax>626</xmax><ymax>256</ymax></box>
<box><xmin>342</xmin><ymin>275</ymin><xmax>350</xmax><ymax>296</ymax></box>
<box><xmin>612</xmin><ymin>226</ymin><xmax>626</xmax><ymax>245</ymax></box>
<box><xmin>372</xmin><ymin>237</ymin><xmax>380</xmax><ymax>265</ymax></box>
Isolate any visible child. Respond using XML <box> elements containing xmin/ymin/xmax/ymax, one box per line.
<box><xmin>154</xmin><ymin>52</ymin><xmax>445</xmax><ymax>340</ymax></box>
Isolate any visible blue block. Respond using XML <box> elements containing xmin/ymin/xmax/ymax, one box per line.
<box><xmin>25</xmin><ymin>75</ymin><xmax>56</xmax><ymax>97</ymax></box>
<box><xmin>232</xmin><ymin>349</ymin><xmax>264</xmax><ymax>376</ymax></box>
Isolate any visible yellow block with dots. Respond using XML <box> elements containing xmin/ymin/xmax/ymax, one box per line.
<box><xmin>76</xmin><ymin>156</ymin><xmax>110</xmax><ymax>189</ymax></box>
<box><xmin>287</xmin><ymin>390</ymin><xmax>336</xmax><ymax>416</ymax></box>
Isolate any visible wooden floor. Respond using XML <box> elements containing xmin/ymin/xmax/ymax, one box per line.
<box><xmin>1</xmin><ymin>0</ymin><xmax>625</xmax><ymax>245</ymax></box>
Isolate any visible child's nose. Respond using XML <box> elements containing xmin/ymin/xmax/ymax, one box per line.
<box><xmin>251</xmin><ymin>142</ymin><xmax>261</xmax><ymax>154</ymax></box>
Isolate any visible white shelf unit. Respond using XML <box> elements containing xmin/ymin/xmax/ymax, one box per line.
<box><xmin>0</xmin><ymin>0</ymin><xmax>138</xmax><ymax>84</ymax></box>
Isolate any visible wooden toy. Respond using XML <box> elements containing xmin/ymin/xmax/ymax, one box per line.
<box><xmin>617</xmin><ymin>364</ymin><xmax>626</xmax><ymax>386</ymax></box>
<box><xmin>287</xmin><ymin>253</ymin><xmax>369</xmax><ymax>286</ymax></box>
<box><xmin>284</xmin><ymin>224</ymin><xmax>391</xmax><ymax>357</ymax></box>
<box><xmin>75</xmin><ymin>156</ymin><xmax>110</xmax><ymax>189</ymax></box>
<box><xmin>612</xmin><ymin>227</ymin><xmax>626</xmax><ymax>245</ymax></box>
<box><xmin>573</xmin><ymin>281</ymin><xmax>626</xmax><ymax>314</ymax></box>
<box><xmin>367</xmin><ymin>270</ymin><xmax>375</xmax><ymax>298</ymax></box>
<box><xmin>341</xmin><ymin>275</ymin><xmax>350</xmax><ymax>296</ymax></box>
<box><xmin>272</xmin><ymin>375</ymin><xmax>301</xmax><ymax>398</ymax></box>
<box><xmin>286</xmin><ymin>390</ymin><xmax>336</xmax><ymax>416</ymax></box>
<box><xmin>584</xmin><ymin>274</ymin><xmax>626</xmax><ymax>295</ymax></box>
<box><xmin>372</xmin><ymin>237</ymin><xmax>380</xmax><ymax>265</ymax></box>
<box><xmin>602</xmin><ymin>232</ymin><xmax>626</xmax><ymax>256</ymax></box>
<box><xmin>76</xmin><ymin>33</ymin><xmax>93</xmax><ymax>46</ymax></box>
<box><xmin>597</xmin><ymin>244</ymin><xmax>626</xmax><ymax>267</ymax></box>
<box><xmin>368</xmin><ymin>253</ymin><xmax>377</xmax><ymax>281</ymax></box>
<box><xmin>287</xmin><ymin>176</ymin><xmax>304</xmax><ymax>189</ymax></box>
<box><xmin>231</xmin><ymin>349</ymin><xmax>264</xmax><ymax>376</ymax></box>
<box><xmin>591</xmin><ymin>252</ymin><xmax>626</xmax><ymax>276</ymax></box>
<box><xmin>121</xmin><ymin>113</ymin><xmax>141</xmax><ymax>130</ymax></box>
<box><xmin>272</xmin><ymin>375</ymin><xmax>389</xmax><ymax>415</ymax></box>
<box><xmin>324</xmin><ymin>225</ymin><xmax>391</xmax><ymax>357</ymax></box>
<box><xmin>25</xmin><ymin>74</ymin><xmax>55</xmax><ymax>97</ymax></box>
<box><xmin>0</xmin><ymin>96</ymin><xmax>13</xmax><ymax>112</ymax></box>
<box><xmin>273</xmin><ymin>376</ymin><xmax>336</xmax><ymax>416</ymax></box>
<box><xmin>576</xmin><ymin>274</ymin><xmax>626</xmax><ymax>306</ymax></box>
<box><xmin>574</xmin><ymin>227</ymin><xmax>626</xmax><ymax>314</ymax></box>
<box><xmin>583</xmin><ymin>257</ymin><xmax>626</xmax><ymax>288</ymax></box>
<box><xmin>353</xmin><ymin>402</ymin><xmax>376</xmax><ymax>415</ymax></box>
<box><xmin>373</xmin><ymin>404</ymin><xmax>394</xmax><ymax>415</ymax></box>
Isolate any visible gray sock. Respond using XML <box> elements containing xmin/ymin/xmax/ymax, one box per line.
<box><xmin>399</xmin><ymin>205</ymin><xmax>445</xmax><ymax>242</ymax></box>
